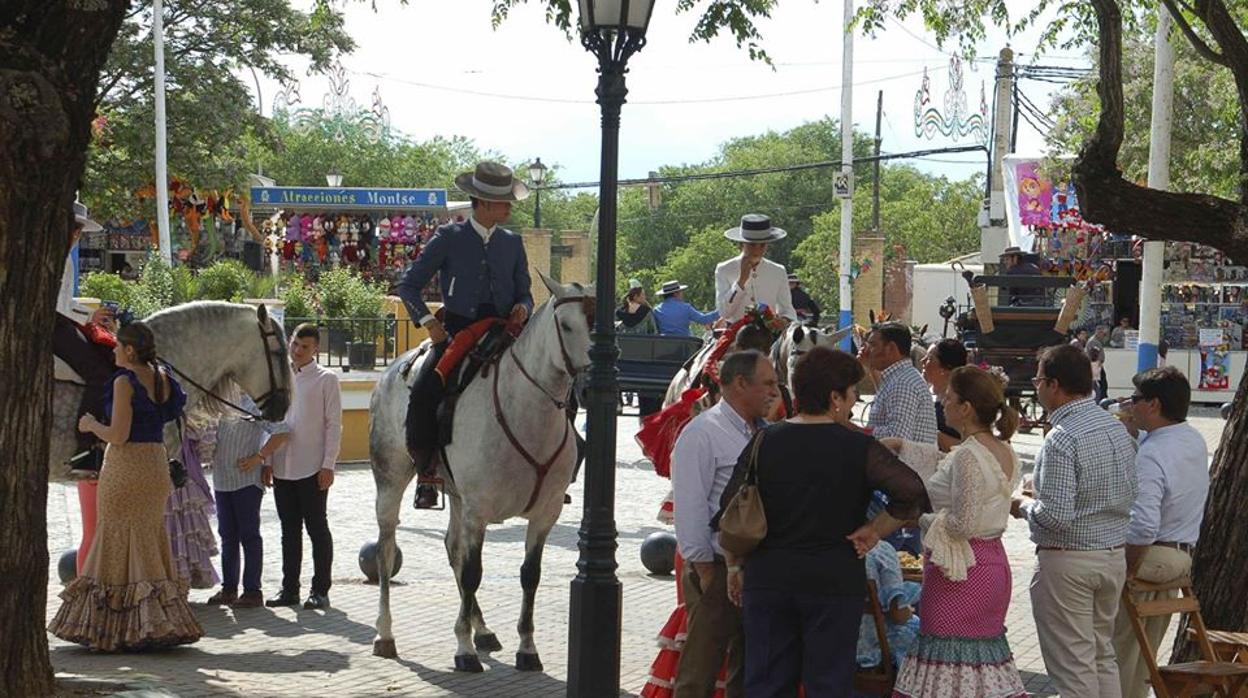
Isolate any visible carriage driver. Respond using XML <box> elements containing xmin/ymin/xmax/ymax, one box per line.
<box><xmin>715</xmin><ymin>213</ymin><xmax>798</xmax><ymax>325</ymax></box>
<box><xmin>52</xmin><ymin>201</ymin><xmax>119</xmax><ymax>477</ymax></box>
<box><xmin>396</xmin><ymin>162</ymin><xmax>534</xmax><ymax>510</ymax></box>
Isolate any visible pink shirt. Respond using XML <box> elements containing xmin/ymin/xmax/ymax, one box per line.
<box><xmin>273</xmin><ymin>361</ymin><xmax>342</xmax><ymax>480</ymax></box>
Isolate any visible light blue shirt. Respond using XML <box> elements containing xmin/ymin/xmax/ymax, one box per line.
<box><xmin>671</xmin><ymin>400</ymin><xmax>757</xmax><ymax>562</ymax></box>
<box><xmin>212</xmin><ymin>396</ymin><xmax>291</xmax><ymax>493</ymax></box>
<box><xmin>653</xmin><ymin>298</ymin><xmax>719</xmax><ymax>337</ymax></box>
<box><xmin>1127</xmin><ymin>421</ymin><xmax>1210</xmax><ymax>546</ymax></box>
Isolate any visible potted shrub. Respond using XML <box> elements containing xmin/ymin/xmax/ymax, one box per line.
<box><xmin>317</xmin><ymin>268</ymin><xmax>355</xmax><ymax>357</ymax></box>
<box><xmin>346</xmin><ymin>278</ymin><xmax>386</xmax><ymax>370</ymax></box>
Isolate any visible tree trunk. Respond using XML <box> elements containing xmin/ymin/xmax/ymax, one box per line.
<box><xmin>1077</xmin><ymin>0</ymin><xmax>1248</xmax><ymax>662</ymax></box>
<box><xmin>0</xmin><ymin>4</ymin><xmax>129</xmax><ymax>695</ymax></box>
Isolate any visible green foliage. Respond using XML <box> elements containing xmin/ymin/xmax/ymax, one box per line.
<box><xmin>280</xmin><ymin>275</ymin><xmax>317</xmax><ymax>319</ymax></box>
<box><xmin>170</xmin><ymin>265</ymin><xmax>198</xmax><ymax>304</ymax></box>
<box><xmin>196</xmin><ymin>259</ymin><xmax>255</xmax><ymax>302</ymax></box>
<box><xmin>1050</xmin><ymin>38</ymin><xmax>1240</xmax><ymax>199</ymax></box>
<box><xmin>79</xmin><ymin>272</ymin><xmax>135</xmax><ymax>308</ymax></box>
<box><xmin>83</xmin><ymin>0</ymin><xmax>355</xmax><ymax>218</ymax></box>
<box><xmin>248</xmin><ymin>273</ymin><xmax>279</xmax><ymax>301</ymax></box>
<box><xmin>654</xmin><ymin>225</ymin><xmax>739</xmax><ymax>310</ymax></box>
<box><xmin>131</xmin><ymin>252</ymin><xmax>175</xmax><ymax>318</ymax></box>
<box><xmin>792</xmin><ymin>226</ymin><xmax>840</xmax><ymax>312</ymax></box>
<box><xmin>316</xmin><ymin>267</ymin><xmax>357</xmax><ymax>319</ymax></box>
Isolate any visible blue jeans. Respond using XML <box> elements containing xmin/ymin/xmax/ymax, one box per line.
<box><xmin>215</xmin><ymin>486</ymin><xmax>264</xmax><ymax>594</ymax></box>
<box><xmin>743</xmin><ymin>588</ymin><xmax>863</xmax><ymax>698</ymax></box>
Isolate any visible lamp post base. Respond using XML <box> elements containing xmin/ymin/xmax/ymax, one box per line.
<box><xmin>567</xmin><ymin>575</ymin><xmax>623</xmax><ymax>697</ymax></box>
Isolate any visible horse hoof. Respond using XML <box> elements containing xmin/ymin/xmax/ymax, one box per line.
<box><xmin>454</xmin><ymin>654</ymin><xmax>484</xmax><ymax>673</ymax></box>
<box><xmin>515</xmin><ymin>652</ymin><xmax>543</xmax><ymax>672</ymax></box>
<box><xmin>373</xmin><ymin>639</ymin><xmax>398</xmax><ymax>658</ymax></box>
<box><xmin>474</xmin><ymin>633</ymin><xmax>503</xmax><ymax>652</ymax></box>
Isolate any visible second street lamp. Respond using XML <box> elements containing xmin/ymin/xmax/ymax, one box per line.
<box><xmin>567</xmin><ymin>1</ymin><xmax>656</xmax><ymax>696</ymax></box>
<box><xmin>326</xmin><ymin>169</ymin><xmax>343</xmax><ymax>188</ymax></box>
<box><xmin>529</xmin><ymin>157</ymin><xmax>548</xmax><ymax>229</ymax></box>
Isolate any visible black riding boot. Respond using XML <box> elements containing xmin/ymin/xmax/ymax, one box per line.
<box><xmin>406</xmin><ymin>344</ymin><xmax>447</xmax><ymax>510</ymax></box>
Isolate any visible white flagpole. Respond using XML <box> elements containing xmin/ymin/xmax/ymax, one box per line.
<box><xmin>154</xmin><ymin>0</ymin><xmax>172</xmax><ymax>265</ymax></box>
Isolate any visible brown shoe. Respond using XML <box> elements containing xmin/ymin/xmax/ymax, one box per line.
<box><xmin>231</xmin><ymin>591</ymin><xmax>263</xmax><ymax>609</ymax></box>
<box><xmin>206</xmin><ymin>589</ymin><xmax>238</xmax><ymax>605</ymax></box>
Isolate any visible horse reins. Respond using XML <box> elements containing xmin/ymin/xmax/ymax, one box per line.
<box><xmin>490</xmin><ymin>296</ymin><xmax>589</xmax><ymax>513</ymax></box>
<box><xmin>159</xmin><ymin>318</ymin><xmax>287</xmax><ymax>421</ymax></box>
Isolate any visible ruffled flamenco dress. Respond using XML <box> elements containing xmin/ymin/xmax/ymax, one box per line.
<box><xmin>164</xmin><ymin>427</ymin><xmax>220</xmax><ymax>589</ymax></box>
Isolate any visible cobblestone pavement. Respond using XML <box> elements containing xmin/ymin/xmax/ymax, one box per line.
<box><xmin>46</xmin><ymin>403</ymin><xmax>1227</xmax><ymax>697</ymax></box>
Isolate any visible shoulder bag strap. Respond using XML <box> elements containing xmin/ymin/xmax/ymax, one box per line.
<box><xmin>744</xmin><ymin>429</ymin><xmax>766</xmax><ymax>485</ymax></box>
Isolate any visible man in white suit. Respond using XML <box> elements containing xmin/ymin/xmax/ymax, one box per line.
<box><xmin>715</xmin><ymin>214</ymin><xmax>797</xmax><ymax>324</ymax></box>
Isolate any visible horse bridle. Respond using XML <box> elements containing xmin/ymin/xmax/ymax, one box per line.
<box><xmin>160</xmin><ymin>318</ymin><xmax>287</xmax><ymax>420</ymax></box>
<box><xmin>489</xmin><ymin>295</ymin><xmax>593</xmax><ymax>513</ymax></box>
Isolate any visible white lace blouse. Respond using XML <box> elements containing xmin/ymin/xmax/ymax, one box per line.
<box><xmin>899</xmin><ymin>438</ymin><xmax>1021</xmax><ymax>580</ymax></box>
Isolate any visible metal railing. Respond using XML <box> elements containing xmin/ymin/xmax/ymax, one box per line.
<box><xmin>283</xmin><ymin>315</ymin><xmax>429</xmax><ymax>372</ymax></box>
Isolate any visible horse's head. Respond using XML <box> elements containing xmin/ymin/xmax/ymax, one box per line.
<box><xmin>221</xmin><ymin>304</ymin><xmax>293</xmax><ymax>421</ymax></box>
<box><xmin>535</xmin><ymin>270</ymin><xmax>594</xmax><ymax>376</ymax></box>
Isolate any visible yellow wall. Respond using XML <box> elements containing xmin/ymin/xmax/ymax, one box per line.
<box><xmin>338</xmin><ymin>375</ymin><xmax>377</xmax><ymax>462</ymax></box>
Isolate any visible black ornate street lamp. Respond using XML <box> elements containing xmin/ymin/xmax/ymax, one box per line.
<box><xmin>568</xmin><ymin>1</ymin><xmax>655</xmax><ymax>696</ymax></box>
<box><xmin>528</xmin><ymin>158</ymin><xmax>548</xmax><ymax>229</ymax></box>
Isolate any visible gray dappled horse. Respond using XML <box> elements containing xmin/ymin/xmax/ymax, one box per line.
<box><xmin>49</xmin><ymin>302</ymin><xmax>292</xmax><ymax>481</ymax></box>
<box><xmin>368</xmin><ymin>272</ymin><xmax>593</xmax><ymax>673</ymax></box>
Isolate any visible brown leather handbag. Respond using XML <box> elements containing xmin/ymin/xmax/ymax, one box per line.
<box><xmin>718</xmin><ymin>430</ymin><xmax>767</xmax><ymax>556</ymax></box>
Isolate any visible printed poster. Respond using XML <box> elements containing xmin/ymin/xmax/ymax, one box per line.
<box><xmin>1015</xmin><ymin>161</ymin><xmax>1054</xmax><ymax>227</ymax></box>
<box><xmin>1198</xmin><ymin>328</ymin><xmax>1232</xmax><ymax>391</ymax></box>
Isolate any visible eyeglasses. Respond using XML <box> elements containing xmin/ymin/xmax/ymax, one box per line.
<box><xmin>1031</xmin><ymin>376</ymin><xmax>1050</xmax><ymax>387</ymax></box>
<box><xmin>1127</xmin><ymin>393</ymin><xmax>1147</xmax><ymax>403</ymax></box>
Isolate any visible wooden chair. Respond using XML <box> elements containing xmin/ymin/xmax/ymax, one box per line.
<box><xmin>1188</xmin><ymin>627</ymin><xmax>1248</xmax><ymax>664</ymax></box>
<box><xmin>1120</xmin><ymin>576</ymin><xmax>1248</xmax><ymax>697</ymax></box>
<box><xmin>854</xmin><ymin>580</ymin><xmax>896</xmax><ymax>695</ymax></box>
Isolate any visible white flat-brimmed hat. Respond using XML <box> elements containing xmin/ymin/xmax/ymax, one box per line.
<box><xmin>454</xmin><ymin>161</ymin><xmax>530</xmax><ymax>202</ymax></box>
<box><xmin>725</xmin><ymin>213</ymin><xmax>786</xmax><ymax>243</ymax></box>
<box><xmin>658</xmin><ymin>280</ymin><xmax>689</xmax><ymax>296</ymax></box>
<box><xmin>73</xmin><ymin>201</ymin><xmax>103</xmax><ymax>233</ymax></box>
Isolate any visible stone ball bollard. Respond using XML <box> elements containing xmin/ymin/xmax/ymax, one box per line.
<box><xmin>640</xmin><ymin>531</ymin><xmax>677</xmax><ymax>576</ymax></box>
<box><xmin>58</xmin><ymin>549</ymin><xmax>78</xmax><ymax>584</ymax></box>
<box><xmin>358</xmin><ymin>541</ymin><xmax>403</xmax><ymax>583</ymax></box>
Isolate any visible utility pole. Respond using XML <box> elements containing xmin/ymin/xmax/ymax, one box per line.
<box><xmin>154</xmin><ymin>0</ymin><xmax>172</xmax><ymax>265</ymax></box>
<box><xmin>981</xmin><ymin>47</ymin><xmax>1015</xmax><ymax>268</ymax></box>
<box><xmin>872</xmin><ymin>90</ymin><xmax>883</xmax><ymax>233</ymax></box>
<box><xmin>1139</xmin><ymin>9</ymin><xmax>1175</xmax><ymax>371</ymax></box>
<box><xmin>837</xmin><ymin>0</ymin><xmax>855</xmax><ymax>350</ymax></box>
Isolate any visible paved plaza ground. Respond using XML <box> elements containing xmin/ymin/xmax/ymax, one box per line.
<box><xmin>44</xmin><ymin>402</ymin><xmax>1229</xmax><ymax>697</ymax></box>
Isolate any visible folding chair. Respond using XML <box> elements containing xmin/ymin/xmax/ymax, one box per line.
<box><xmin>1120</xmin><ymin>576</ymin><xmax>1248</xmax><ymax>697</ymax></box>
<box><xmin>854</xmin><ymin>580</ymin><xmax>896</xmax><ymax>695</ymax></box>
<box><xmin>1188</xmin><ymin>628</ymin><xmax>1248</xmax><ymax>665</ymax></box>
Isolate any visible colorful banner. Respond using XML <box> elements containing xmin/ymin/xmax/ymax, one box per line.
<box><xmin>250</xmin><ymin>186</ymin><xmax>448</xmax><ymax>210</ymax></box>
<box><xmin>1016</xmin><ymin>161</ymin><xmax>1054</xmax><ymax>226</ymax></box>
<box><xmin>1198</xmin><ymin>328</ymin><xmax>1232</xmax><ymax>390</ymax></box>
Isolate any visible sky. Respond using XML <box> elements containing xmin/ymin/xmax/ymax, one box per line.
<box><xmin>250</xmin><ymin>1</ymin><xmax>1091</xmax><ymax>187</ymax></box>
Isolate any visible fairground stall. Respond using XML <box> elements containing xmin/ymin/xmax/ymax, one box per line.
<box><xmin>246</xmin><ymin>184</ymin><xmax>470</xmax><ymax>286</ymax></box>
<box><xmin>998</xmin><ymin>156</ymin><xmax>1244</xmax><ymax>402</ymax></box>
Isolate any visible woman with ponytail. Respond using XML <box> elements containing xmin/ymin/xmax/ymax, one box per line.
<box><xmin>49</xmin><ymin>321</ymin><xmax>203</xmax><ymax>651</ymax></box>
<box><xmin>879</xmin><ymin>366</ymin><xmax>1026</xmax><ymax>697</ymax></box>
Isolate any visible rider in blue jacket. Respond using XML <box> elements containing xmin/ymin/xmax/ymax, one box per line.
<box><xmin>395</xmin><ymin>162</ymin><xmax>533</xmax><ymax>509</ymax></box>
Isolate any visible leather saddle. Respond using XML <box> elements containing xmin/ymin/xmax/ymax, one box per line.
<box><xmin>401</xmin><ymin>324</ymin><xmax>513</xmax><ymax>449</ymax></box>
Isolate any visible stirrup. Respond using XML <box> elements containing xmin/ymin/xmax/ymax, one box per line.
<box><xmin>413</xmin><ymin>479</ymin><xmax>446</xmax><ymax>511</ymax></box>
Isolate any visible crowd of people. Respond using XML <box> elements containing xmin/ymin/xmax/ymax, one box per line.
<box><xmin>648</xmin><ymin>314</ymin><xmax>1210</xmax><ymax>697</ymax></box>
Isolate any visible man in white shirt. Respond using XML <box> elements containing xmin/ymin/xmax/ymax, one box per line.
<box><xmin>1112</xmin><ymin>366</ymin><xmax>1210</xmax><ymax>698</ymax></box>
<box><xmin>715</xmin><ymin>214</ymin><xmax>797</xmax><ymax>324</ymax></box>
<box><xmin>265</xmin><ymin>323</ymin><xmax>342</xmax><ymax>611</ymax></box>
<box><xmin>671</xmin><ymin>350</ymin><xmax>779</xmax><ymax>698</ymax></box>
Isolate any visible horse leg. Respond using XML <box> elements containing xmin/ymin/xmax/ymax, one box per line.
<box><xmin>372</xmin><ymin>466</ymin><xmax>413</xmax><ymax>659</ymax></box>
<box><xmin>451</xmin><ymin>509</ymin><xmax>487</xmax><ymax>673</ymax></box>
<box><xmin>443</xmin><ymin>499</ymin><xmax>501</xmax><ymax>653</ymax></box>
<box><xmin>515</xmin><ymin>505</ymin><xmax>558</xmax><ymax>672</ymax></box>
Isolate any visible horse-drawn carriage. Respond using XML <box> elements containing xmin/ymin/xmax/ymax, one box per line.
<box><xmin>952</xmin><ymin>271</ymin><xmax>1082</xmax><ymax>430</ymax></box>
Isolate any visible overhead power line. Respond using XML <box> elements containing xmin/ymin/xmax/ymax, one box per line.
<box><xmin>536</xmin><ymin>144</ymin><xmax>988</xmax><ymax>191</ymax></box>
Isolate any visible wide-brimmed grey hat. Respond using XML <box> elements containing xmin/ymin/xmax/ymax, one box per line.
<box><xmin>73</xmin><ymin>201</ymin><xmax>103</xmax><ymax>233</ymax></box>
<box><xmin>724</xmin><ymin>213</ymin><xmax>786</xmax><ymax>243</ymax></box>
<box><xmin>1001</xmin><ymin>246</ymin><xmax>1024</xmax><ymax>258</ymax></box>
<box><xmin>787</xmin><ymin>273</ymin><xmax>801</xmax><ymax>284</ymax></box>
<box><xmin>454</xmin><ymin>161</ymin><xmax>530</xmax><ymax>202</ymax></box>
<box><xmin>658</xmin><ymin>280</ymin><xmax>689</xmax><ymax>296</ymax></box>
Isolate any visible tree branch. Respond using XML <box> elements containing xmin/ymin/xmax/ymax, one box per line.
<box><xmin>1161</xmin><ymin>0</ymin><xmax>1229</xmax><ymax>66</ymax></box>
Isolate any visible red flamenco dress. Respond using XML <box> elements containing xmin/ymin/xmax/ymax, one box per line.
<box><xmin>637</xmin><ymin>311</ymin><xmax>784</xmax><ymax>697</ymax></box>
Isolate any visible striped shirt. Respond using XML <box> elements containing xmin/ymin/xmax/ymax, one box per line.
<box><xmin>1023</xmin><ymin>397</ymin><xmax>1138</xmax><ymax>549</ymax></box>
<box><xmin>867</xmin><ymin>359</ymin><xmax>938</xmax><ymax>445</ymax></box>
<box><xmin>212</xmin><ymin>397</ymin><xmax>290</xmax><ymax>493</ymax></box>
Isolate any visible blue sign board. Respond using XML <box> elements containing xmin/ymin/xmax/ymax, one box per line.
<box><xmin>250</xmin><ymin>186</ymin><xmax>448</xmax><ymax>210</ymax></box>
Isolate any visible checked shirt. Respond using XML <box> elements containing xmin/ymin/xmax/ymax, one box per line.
<box><xmin>867</xmin><ymin>358</ymin><xmax>938</xmax><ymax>446</ymax></box>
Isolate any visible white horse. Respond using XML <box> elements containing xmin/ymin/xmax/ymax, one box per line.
<box><xmin>369</xmin><ymin>273</ymin><xmax>594</xmax><ymax>673</ymax></box>
<box><xmin>49</xmin><ymin>302</ymin><xmax>293</xmax><ymax>481</ymax></box>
